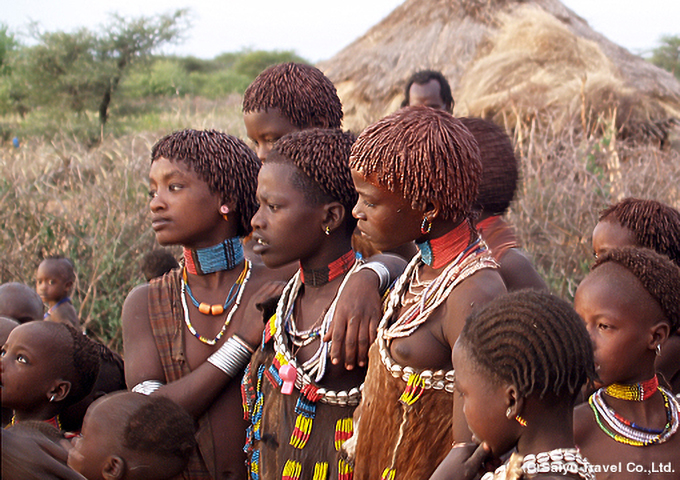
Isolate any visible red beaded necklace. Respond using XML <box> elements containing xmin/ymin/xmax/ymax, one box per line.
<box><xmin>416</xmin><ymin>221</ymin><xmax>476</xmax><ymax>269</ymax></box>
<box><xmin>300</xmin><ymin>250</ymin><xmax>356</xmax><ymax>287</ymax></box>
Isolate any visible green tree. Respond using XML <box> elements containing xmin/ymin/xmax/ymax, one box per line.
<box><xmin>6</xmin><ymin>10</ymin><xmax>190</xmax><ymax>129</ymax></box>
<box><xmin>650</xmin><ymin>34</ymin><xmax>680</xmax><ymax>80</ymax></box>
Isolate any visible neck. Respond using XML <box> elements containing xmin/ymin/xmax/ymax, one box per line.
<box><xmin>300</xmin><ymin>247</ymin><xmax>355</xmax><ymax>288</ymax></box>
<box><xmin>183</xmin><ymin>237</ymin><xmax>243</xmax><ymax>275</ymax></box>
<box><xmin>516</xmin><ymin>407</ymin><xmax>575</xmax><ymax>456</ymax></box>
<box><xmin>13</xmin><ymin>406</ymin><xmax>60</xmax><ymax>424</ymax></box>
<box><xmin>416</xmin><ymin>220</ymin><xmax>476</xmax><ymax>269</ymax></box>
<box><xmin>605</xmin><ymin>375</ymin><xmax>659</xmax><ymax>401</ymax></box>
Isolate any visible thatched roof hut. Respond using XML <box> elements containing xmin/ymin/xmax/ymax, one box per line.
<box><xmin>319</xmin><ymin>0</ymin><xmax>680</xmax><ymax>140</ymax></box>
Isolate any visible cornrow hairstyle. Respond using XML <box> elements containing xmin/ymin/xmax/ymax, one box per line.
<box><xmin>350</xmin><ymin>106</ymin><xmax>481</xmax><ymax>223</ymax></box>
<box><xmin>459</xmin><ymin>290</ymin><xmax>595</xmax><ymax>401</ymax></box>
<box><xmin>45</xmin><ymin>322</ymin><xmax>100</xmax><ymax>406</ymax></box>
<box><xmin>92</xmin><ymin>341</ymin><xmax>126</xmax><ymax>389</ymax></box>
<box><xmin>460</xmin><ymin>117</ymin><xmax>518</xmax><ymax>215</ymax></box>
<box><xmin>593</xmin><ymin>247</ymin><xmax>680</xmax><ymax>331</ymax></box>
<box><xmin>599</xmin><ymin>198</ymin><xmax>680</xmax><ymax>267</ymax></box>
<box><xmin>243</xmin><ymin>62</ymin><xmax>343</xmax><ymax>129</ymax></box>
<box><xmin>401</xmin><ymin>70</ymin><xmax>454</xmax><ymax>113</ymax></box>
<box><xmin>42</xmin><ymin>256</ymin><xmax>76</xmax><ymax>283</ymax></box>
<box><xmin>123</xmin><ymin>395</ymin><xmax>196</xmax><ymax>463</ymax></box>
<box><xmin>151</xmin><ymin>129</ymin><xmax>261</xmax><ymax>237</ymax></box>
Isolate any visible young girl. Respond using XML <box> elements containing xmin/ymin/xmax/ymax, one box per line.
<box><xmin>68</xmin><ymin>392</ymin><xmax>196</xmax><ymax>480</ymax></box>
<box><xmin>244</xmin><ymin>128</ymin><xmax>404</xmax><ymax>479</ymax></box>
<box><xmin>591</xmin><ymin>198</ymin><xmax>680</xmax><ymax>393</ymax></box>
<box><xmin>348</xmin><ymin>106</ymin><xmax>507</xmax><ymax>480</ymax></box>
<box><xmin>36</xmin><ymin>256</ymin><xmax>80</xmax><ymax>328</ymax></box>
<box><xmin>461</xmin><ymin>117</ymin><xmax>547</xmax><ymax>293</ymax></box>
<box><xmin>574</xmin><ymin>247</ymin><xmax>680</xmax><ymax>480</ymax></box>
<box><xmin>1</xmin><ymin>320</ymin><xmax>99</xmax><ymax>431</ymax></box>
<box><xmin>431</xmin><ymin>290</ymin><xmax>596</xmax><ymax>480</ymax></box>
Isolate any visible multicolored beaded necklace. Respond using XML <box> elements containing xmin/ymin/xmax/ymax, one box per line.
<box><xmin>589</xmin><ymin>384</ymin><xmax>679</xmax><ymax>446</ymax></box>
<box><xmin>300</xmin><ymin>250</ymin><xmax>356</xmax><ymax>287</ymax></box>
<box><xmin>180</xmin><ymin>238</ymin><xmax>252</xmax><ymax>346</ymax></box>
<box><xmin>416</xmin><ymin>220</ymin><xmax>475</xmax><ymax>269</ymax></box>
<box><xmin>604</xmin><ymin>375</ymin><xmax>659</xmax><ymax>401</ymax></box>
<box><xmin>183</xmin><ymin>237</ymin><xmax>243</xmax><ymax>275</ymax></box>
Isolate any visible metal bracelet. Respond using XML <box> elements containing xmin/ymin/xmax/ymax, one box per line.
<box><xmin>357</xmin><ymin>261</ymin><xmax>391</xmax><ymax>295</ymax></box>
<box><xmin>207</xmin><ymin>336</ymin><xmax>253</xmax><ymax>378</ymax></box>
<box><xmin>131</xmin><ymin>379</ymin><xmax>164</xmax><ymax>395</ymax></box>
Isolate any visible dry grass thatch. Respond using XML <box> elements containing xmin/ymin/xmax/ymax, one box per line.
<box><xmin>319</xmin><ymin>0</ymin><xmax>680</xmax><ymax>138</ymax></box>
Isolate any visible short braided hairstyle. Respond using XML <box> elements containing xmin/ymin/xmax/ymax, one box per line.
<box><xmin>243</xmin><ymin>62</ymin><xmax>343</xmax><ymax>129</ymax></box>
<box><xmin>599</xmin><ymin>198</ymin><xmax>680</xmax><ymax>267</ymax></box>
<box><xmin>151</xmin><ymin>129</ymin><xmax>261</xmax><ymax>237</ymax></box>
<box><xmin>123</xmin><ymin>395</ymin><xmax>196</xmax><ymax>463</ymax></box>
<box><xmin>268</xmin><ymin>129</ymin><xmax>358</xmax><ymax>233</ymax></box>
<box><xmin>593</xmin><ymin>247</ymin><xmax>680</xmax><ymax>330</ymax></box>
<box><xmin>460</xmin><ymin>117</ymin><xmax>518</xmax><ymax>215</ymax></box>
<box><xmin>350</xmin><ymin>106</ymin><xmax>481</xmax><ymax>223</ymax></box>
<box><xmin>459</xmin><ymin>290</ymin><xmax>595</xmax><ymax>401</ymax></box>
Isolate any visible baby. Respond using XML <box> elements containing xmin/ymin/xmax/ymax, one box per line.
<box><xmin>68</xmin><ymin>392</ymin><xmax>196</xmax><ymax>480</ymax></box>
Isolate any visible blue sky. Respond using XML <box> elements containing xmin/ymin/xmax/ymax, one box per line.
<box><xmin>4</xmin><ymin>0</ymin><xmax>679</xmax><ymax>62</ymax></box>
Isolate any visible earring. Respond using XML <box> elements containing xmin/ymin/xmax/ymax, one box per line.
<box><xmin>515</xmin><ymin>415</ymin><xmax>528</xmax><ymax>427</ymax></box>
<box><xmin>49</xmin><ymin>394</ymin><xmax>56</xmax><ymax>403</ymax></box>
<box><xmin>506</xmin><ymin>407</ymin><xmax>512</xmax><ymax>418</ymax></box>
<box><xmin>420</xmin><ymin>217</ymin><xmax>432</xmax><ymax>235</ymax></box>
<box><xmin>220</xmin><ymin>205</ymin><xmax>229</xmax><ymax>222</ymax></box>
<box><xmin>656</xmin><ymin>344</ymin><xmax>662</xmax><ymax>356</ymax></box>
<box><xmin>324</xmin><ymin>226</ymin><xmax>331</xmax><ymax>236</ymax></box>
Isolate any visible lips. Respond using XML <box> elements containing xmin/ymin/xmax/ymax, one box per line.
<box><xmin>251</xmin><ymin>234</ymin><xmax>269</xmax><ymax>254</ymax></box>
<box><xmin>151</xmin><ymin>217</ymin><xmax>170</xmax><ymax>230</ymax></box>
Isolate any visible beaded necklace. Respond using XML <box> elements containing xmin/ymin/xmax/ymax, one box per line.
<box><xmin>604</xmin><ymin>375</ymin><xmax>659</xmax><ymax>401</ymax></box>
<box><xmin>416</xmin><ymin>221</ymin><xmax>474</xmax><ymax>269</ymax></box>
<box><xmin>11</xmin><ymin>414</ymin><xmax>62</xmax><ymax>431</ymax></box>
<box><xmin>180</xmin><ymin>260</ymin><xmax>252</xmax><ymax>346</ymax></box>
<box><xmin>183</xmin><ymin>237</ymin><xmax>244</xmax><ymax>275</ymax></box>
<box><xmin>481</xmin><ymin>449</ymin><xmax>595</xmax><ymax>480</ymax></box>
<box><xmin>183</xmin><ymin>267</ymin><xmax>245</xmax><ymax>316</ymax></box>
<box><xmin>300</xmin><ymin>250</ymin><xmax>356</xmax><ymax>287</ymax></box>
<box><xmin>44</xmin><ymin>297</ymin><xmax>72</xmax><ymax>319</ymax></box>
<box><xmin>589</xmin><ymin>385</ymin><xmax>679</xmax><ymax>446</ymax></box>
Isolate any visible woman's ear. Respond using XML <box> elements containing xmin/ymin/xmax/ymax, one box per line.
<box><xmin>103</xmin><ymin>455</ymin><xmax>126</xmax><ymax>480</ymax></box>
<box><xmin>650</xmin><ymin>321</ymin><xmax>671</xmax><ymax>351</ymax></box>
<box><xmin>321</xmin><ymin>201</ymin><xmax>346</xmax><ymax>234</ymax></box>
<box><xmin>47</xmin><ymin>380</ymin><xmax>71</xmax><ymax>403</ymax></box>
<box><xmin>504</xmin><ymin>384</ymin><xmax>524</xmax><ymax>418</ymax></box>
<box><xmin>423</xmin><ymin>201</ymin><xmax>441</xmax><ymax>224</ymax></box>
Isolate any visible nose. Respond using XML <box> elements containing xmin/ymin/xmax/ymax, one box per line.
<box><xmin>149</xmin><ymin>192</ymin><xmax>166</xmax><ymax>213</ymax></box>
<box><xmin>352</xmin><ymin>202</ymin><xmax>365</xmax><ymax>220</ymax></box>
<box><xmin>251</xmin><ymin>205</ymin><xmax>265</xmax><ymax>230</ymax></box>
<box><xmin>256</xmin><ymin>144</ymin><xmax>272</xmax><ymax>162</ymax></box>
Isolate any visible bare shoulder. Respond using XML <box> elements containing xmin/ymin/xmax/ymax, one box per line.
<box><xmin>573</xmin><ymin>401</ymin><xmax>596</xmax><ymax>443</ymax></box>
<box><xmin>498</xmin><ymin>248</ymin><xmax>549</xmax><ymax>292</ymax></box>
<box><xmin>121</xmin><ymin>283</ymin><xmax>150</xmax><ymax>326</ymax></box>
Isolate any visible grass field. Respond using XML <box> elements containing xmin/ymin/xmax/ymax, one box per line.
<box><xmin>1</xmin><ymin>97</ymin><xmax>678</xmax><ymax>352</ymax></box>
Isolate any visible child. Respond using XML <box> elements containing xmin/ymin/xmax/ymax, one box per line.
<box><xmin>574</xmin><ymin>247</ymin><xmax>680</xmax><ymax>479</ymax></box>
<box><xmin>242</xmin><ymin>62</ymin><xmax>343</xmax><ymax>161</ymax></box>
<box><xmin>67</xmin><ymin>392</ymin><xmax>196</xmax><ymax>480</ymax></box>
<box><xmin>244</xmin><ymin>128</ymin><xmax>404</xmax><ymax>479</ymax></box>
<box><xmin>140</xmin><ymin>249</ymin><xmax>179</xmax><ymax>281</ymax></box>
<box><xmin>461</xmin><ymin>116</ymin><xmax>548</xmax><ymax>292</ymax></box>
<box><xmin>1</xmin><ymin>320</ymin><xmax>100</xmax><ymax>430</ymax></box>
<box><xmin>592</xmin><ymin>198</ymin><xmax>680</xmax><ymax>394</ymax></box>
<box><xmin>431</xmin><ymin>290</ymin><xmax>596</xmax><ymax>480</ymax></box>
<box><xmin>1</xmin><ymin>315</ymin><xmax>19</xmax><ymax>427</ymax></box>
<box><xmin>36</xmin><ymin>256</ymin><xmax>80</xmax><ymax>328</ymax></box>
<box><xmin>348</xmin><ymin>106</ymin><xmax>506</xmax><ymax>479</ymax></box>
<box><xmin>401</xmin><ymin>69</ymin><xmax>454</xmax><ymax>113</ymax></box>
<box><xmin>60</xmin><ymin>341</ymin><xmax>127</xmax><ymax>433</ymax></box>
<box><xmin>0</xmin><ymin>282</ymin><xmax>44</xmax><ymax>323</ymax></box>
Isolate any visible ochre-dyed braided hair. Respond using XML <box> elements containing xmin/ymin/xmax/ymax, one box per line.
<box><xmin>460</xmin><ymin>117</ymin><xmax>518</xmax><ymax>215</ymax></box>
<box><xmin>459</xmin><ymin>290</ymin><xmax>595</xmax><ymax>401</ymax></box>
<box><xmin>151</xmin><ymin>129</ymin><xmax>261</xmax><ymax>237</ymax></box>
<box><xmin>350</xmin><ymin>106</ymin><xmax>481</xmax><ymax>223</ymax></box>
<box><xmin>243</xmin><ymin>62</ymin><xmax>343</xmax><ymax>129</ymax></box>
<box><xmin>599</xmin><ymin>198</ymin><xmax>680</xmax><ymax>267</ymax></box>
<box><xmin>268</xmin><ymin>129</ymin><xmax>358</xmax><ymax>233</ymax></box>
<box><xmin>593</xmin><ymin>247</ymin><xmax>680</xmax><ymax>330</ymax></box>
<box><xmin>123</xmin><ymin>395</ymin><xmax>196</xmax><ymax>463</ymax></box>
<box><xmin>401</xmin><ymin>70</ymin><xmax>454</xmax><ymax>113</ymax></box>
